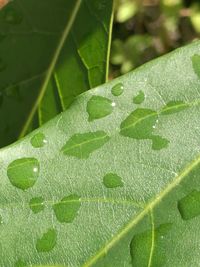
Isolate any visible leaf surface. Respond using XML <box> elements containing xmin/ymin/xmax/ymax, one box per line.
<box><xmin>1</xmin><ymin>41</ymin><xmax>200</xmax><ymax>266</ymax></box>
<box><xmin>0</xmin><ymin>0</ymin><xmax>113</xmax><ymax>147</ymax></box>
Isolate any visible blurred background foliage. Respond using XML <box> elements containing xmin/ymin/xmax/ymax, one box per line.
<box><xmin>109</xmin><ymin>0</ymin><xmax>200</xmax><ymax>78</ymax></box>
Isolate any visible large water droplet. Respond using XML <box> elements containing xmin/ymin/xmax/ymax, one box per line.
<box><xmin>87</xmin><ymin>95</ymin><xmax>114</xmax><ymax>121</ymax></box>
<box><xmin>103</xmin><ymin>173</ymin><xmax>124</xmax><ymax>188</ymax></box>
<box><xmin>36</xmin><ymin>228</ymin><xmax>57</xmax><ymax>253</ymax></box>
<box><xmin>29</xmin><ymin>197</ymin><xmax>44</xmax><ymax>214</ymax></box>
<box><xmin>160</xmin><ymin>100</ymin><xmax>190</xmax><ymax>115</ymax></box>
<box><xmin>4</xmin><ymin>7</ymin><xmax>23</xmax><ymax>24</ymax></box>
<box><xmin>178</xmin><ymin>190</ymin><xmax>200</xmax><ymax>220</ymax></box>
<box><xmin>130</xmin><ymin>223</ymin><xmax>172</xmax><ymax>266</ymax></box>
<box><xmin>53</xmin><ymin>194</ymin><xmax>81</xmax><ymax>223</ymax></box>
<box><xmin>0</xmin><ymin>58</ymin><xmax>6</xmax><ymax>72</ymax></box>
<box><xmin>61</xmin><ymin>131</ymin><xmax>110</xmax><ymax>159</ymax></box>
<box><xmin>133</xmin><ymin>91</ymin><xmax>145</xmax><ymax>104</ymax></box>
<box><xmin>31</xmin><ymin>132</ymin><xmax>47</xmax><ymax>148</ymax></box>
<box><xmin>111</xmin><ymin>83</ymin><xmax>124</xmax><ymax>96</ymax></box>
<box><xmin>7</xmin><ymin>158</ymin><xmax>39</xmax><ymax>190</ymax></box>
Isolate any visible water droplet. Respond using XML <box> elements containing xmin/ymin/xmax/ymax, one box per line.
<box><xmin>130</xmin><ymin>223</ymin><xmax>172</xmax><ymax>266</ymax></box>
<box><xmin>36</xmin><ymin>228</ymin><xmax>57</xmax><ymax>252</ymax></box>
<box><xmin>7</xmin><ymin>158</ymin><xmax>39</xmax><ymax>190</ymax></box>
<box><xmin>111</xmin><ymin>83</ymin><xmax>124</xmax><ymax>96</ymax></box>
<box><xmin>0</xmin><ymin>215</ymin><xmax>3</xmax><ymax>224</ymax></box>
<box><xmin>15</xmin><ymin>259</ymin><xmax>26</xmax><ymax>267</ymax></box>
<box><xmin>61</xmin><ymin>131</ymin><xmax>110</xmax><ymax>159</ymax></box>
<box><xmin>160</xmin><ymin>101</ymin><xmax>190</xmax><ymax>115</ymax></box>
<box><xmin>151</xmin><ymin>135</ymin><xmax>169</xmax><ymax>150</ymax></box>
<box><xmin>0</xmin><ymin>58</ymin><xmax>6</xmax><ymax>72</ymax></box>
<box><xmin>87</xmin><ymin>95</ymin><xmax>114</xmax><ymax>121</ymax></box>
<box><xmin>31</xmin><ymin>132</ymin><xmax>47</xmax><ymax>148</ymax></box>
<box><xmin>29</xmin><ymin>197</ymin><xmax>44</xmax><ymax>214</ymax></box>
<box><xmin>103</xmin><ymin>173</ymin><xmax>124</xmax><ymax>188</ymax></box>
<box><xmin>192</xmin><ymin>54</ymin><xmax>200</xmax><ymax>78</ymax></box>
<box><xmin>178</xmin><ymin>190</ymin><xmax>200</xmax><ymax>220</ymax></box>
<box><xmin>120</xmin><ymin>108</ymin><xmax>158</xmax><ymax>139</ymax></box>
<box><xmin>53</xmin><ymin>194</ymin><xmax>81</xmax><ymax>223</ymax></box>
<box><xmin>4</xmin><ymin>7</ymin><xmax>23</xmax><ymax>24</ymax></box>
<box><xmin>133</xmin><ymin>91</ymin><xmax>145</xmax><ymax>104</ymax></box>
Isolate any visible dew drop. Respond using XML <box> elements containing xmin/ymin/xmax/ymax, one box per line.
<box><xmin>4</xmin><ymin>7</ymin><xmax>23</xmax><ymax>24</ymax></box>
<box><xmin>5</xmin><ymin>85</ymin><xmax>21</xmax><ymax>101</ymax></box>
<box><xmin>87</xmin><ymin>95</ymin><xmax>114</xmax><ymax>121</ymax></box>
<box><xmin>7</xmin><ymin>158</ymin><xmax>39</xmax><ymax>190</ymax></box>
<box><xmin>151</xmin><ymin>135</ymin><xmax>169</xmax><ymax>150</ymax></box>
<box><xmin>0</xmin><ymin>58</ymin><xmax>6</xmax><ymax>72</ymax></box>
<box><xmin>130</xmin><ymin>223</ymin><xmax>172</xmax><ymax>266</ymax></box>
<box><xmin>31</xmin><ymin>132</ymin><xmax>47</xmax><ymax>148</ymax></box>
<box><xmin>103</xmin><ymin>173</ymin><xmax>124</xmax><ymax>188</ymax></box>
<box><xmin>29</xmin><ymin>197</ymin><xmax>44</xmax><ymax>214</ymax></box>
<box><xmin>133</xmin><ymin>90</ymin><xmax>145</xmax><ymax>104</ymax></box>
<box><xmin>178</xmin><ymin>190</ymin><xmax>200</xmax><ymax>220</ymax></box>
<box><xmin>111</xmin><ymin>83</ymin><xmax>124</xmax><ymax>96</ymax></box>
<box><xmin>14</xmin><ymin>259</ymin><xmax>26</xmax><ymax>267</ymax></box>
<box><xmin>53</xmin><ymin>194</ymin><xmax>81</xmax><ymax>223</ymax></box>
<box><xmin>36</xmin><ymin>228</ymin><xmax>57</xmax><ymax>253</ymax></box>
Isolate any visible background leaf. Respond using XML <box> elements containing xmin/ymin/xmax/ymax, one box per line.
<box><xmin>0</xmin><ymin>0</ymin><xmax>113</xmax><ymax>147</ymax></box>
<box><xmin>0</xmin><ymin>40</ymin><xmax>200</xmax><ymax>266</ymax></box>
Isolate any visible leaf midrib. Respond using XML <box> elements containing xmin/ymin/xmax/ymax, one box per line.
<box><xmin>82</xmin><ymin>121</ymin><xmax>200</xmax><ymax>266</ymax></box>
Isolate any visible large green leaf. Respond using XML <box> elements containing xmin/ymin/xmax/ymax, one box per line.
<box><xmin>1</xmin><ymin>41</ymin><xmax>200</xmax><ymax>266</ymax></box>
<box><xmin>0</xmin><ymin>0</ymin><xmax>113</xmax><ymax>147</ymax></box>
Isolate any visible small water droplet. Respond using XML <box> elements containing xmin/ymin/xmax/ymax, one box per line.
<box><xmin>151</xmin><ymin>135</ymin><xmax>169</xmax><ymax>150</ymax></box>
<box><xmin>29</xmin><ymin>197</ymin><xmax>44</xmax><ymax>214</ymax></box>
<box><xmin>36</xmin><ymin>228</ymin><xmax>57</xmax><ymax>252</ymax></box>
<box><xmin>0</xmin><ymin>58</ymin><xmax>6</xmax><ymax>72</ymax></box>
<box><xmin>4</xmin><ymin>7</ymin><xmax>23</xmax><ymax>24</ymax></box>
<box><xmin>178</xmin><ymin>190</ymin><xmax>200</xmax><ymax>220</ymax></box>
<box><xmin>160</xmin><ymin>100</ymin><xmax>190</xmax><ymax>115</ymax></box>
<box><xmin>7</xmin><ymin>158</ymin><xmax>39</xmax><ymax>190</ymax></box>
<box><xmin>15</xmin><ymin>259</ymin><xmax>26</xmax><ymax>267</ymax></box>
<box><xmin>31</xmin><ymin>132</ymin><xmax>47</xmax><ymax>148</ymax></box>
<box><xmin>53</xmin><ymin>194</ymin><xmax>81</xmax><ymax>223</ymax></box>
<box><xmin>87</xmin><ymin>95</ymin><xmax>114</xmax><ymax>121</ymax></box>
<box><xmin>111</xmin><ymin>83</ymin><xmax>124</xmax><ymax>96</ymax></box>
<box><xmin>103</xmin><ymin>173</ymin><xmax>124</xmax><ymax>188</ymax></box>
<box><xmin>133</xmin><ymin>91</ymin><xmax>145</xmax><ymax>104</ymax></box>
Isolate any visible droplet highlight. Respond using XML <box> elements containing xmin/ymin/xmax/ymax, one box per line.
<box><xmin>53</xmin><ymin>194</ymin><xmax>81</xmax><ymax>223</ymax></box>
<box><xmin>133</xmin><ymin>91</ymin><xmax>145</xmax><ymax>104</ymax></box>
<box><xmin>103</xmin><ymin>173</ymin><xmax>124</xmax><ymax>188</ymax></box>
<box><xmin>36</xmin><ymin>228</ymin><xmax>57</xmax><ymax>253</ymax></box>
<box><xmin>111</xmin><ymin>83</ymin><xmax>124</xmax><ymax>96</ymax></box>
<box><xmin>87</xmin><ymin>95</ymin><xmax>114</xmax><ymax>121</ymax></box>
<box><xmin>7</xmin><ymin>158</ymin><xmax>39</xmax><ymax>190</ymax></box>
<box><xmin>61</xmin><ymin>131</ymin><xmax>110</xmax><ymax>159</ymax></box>
<box><xmin>178</xmin><ymin>190</ymin><xmax>200</xmax><ymax>220</ymax></box>
<box><xmin>29</xmin><ymin>197</ymin><xmax>44</xmax><ymax>214</ymax></box>
<box><xmin>31</xmin><ymin>132</ymin><xmax>47</xmax><ymax>148</ymax></box>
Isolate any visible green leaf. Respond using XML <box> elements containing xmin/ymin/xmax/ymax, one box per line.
<box><xmin>1</xmin><ymin>40</ymin><xmax>200</xmax><ymax>266</ymax></box>
<box><xmin>0</xmin><ymin>0</ymin><xmax>113</xmax><ymax>147</ymax></box>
